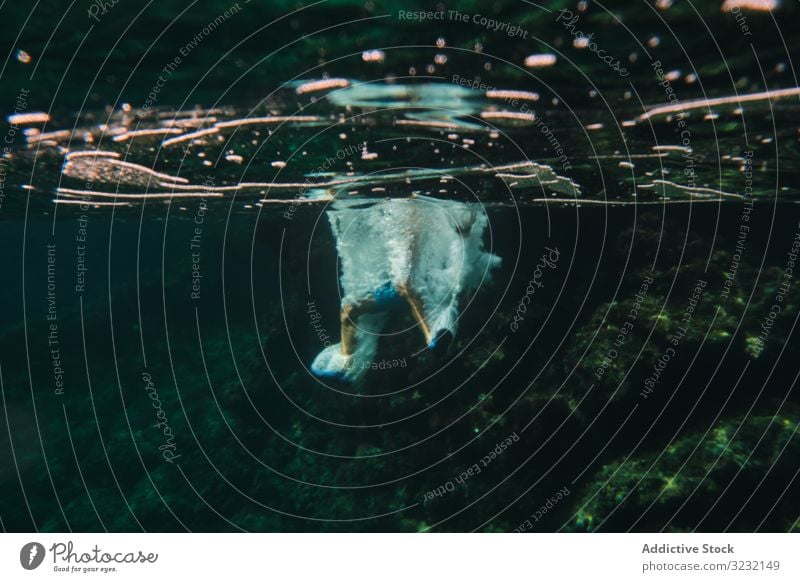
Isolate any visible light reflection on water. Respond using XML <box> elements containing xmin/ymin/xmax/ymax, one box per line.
<box><xmin>2</xmin><ymin>80</ymin><xmax>797</xmax><ymax>217</ymax></box>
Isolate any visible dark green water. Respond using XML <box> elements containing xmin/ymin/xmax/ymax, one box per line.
<box><xmin>0</xmin><ymin>0</ymin><xmax>798</xmax><ymax>532</ymax></box>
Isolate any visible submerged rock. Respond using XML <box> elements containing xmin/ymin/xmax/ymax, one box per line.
<box><xmin>567</xmin><ymin>414</ymin><xmax>800</xmax><ymax>532</ymax></box>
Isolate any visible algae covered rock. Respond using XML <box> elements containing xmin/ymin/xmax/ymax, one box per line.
<box><xmin>568</xmin><ymin>415</ymin><xmax>800</xmax><ymax>532</ymax></box>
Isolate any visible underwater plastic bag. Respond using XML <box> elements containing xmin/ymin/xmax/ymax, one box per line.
<box><xmin>311</xmin><ymin>197</ymin><xmax>501</xmax><ymax>381</ymax></box>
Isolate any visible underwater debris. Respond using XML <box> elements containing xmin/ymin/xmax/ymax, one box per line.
<box><xmin>311</xmin><ymin>197</ymin><xmax>501</xmax><ymax>382</ymax></box>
